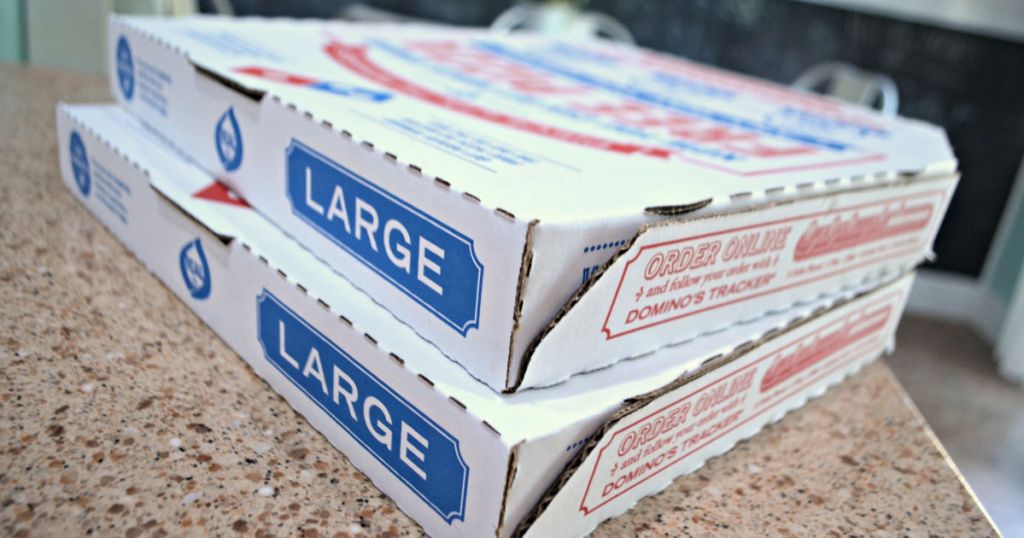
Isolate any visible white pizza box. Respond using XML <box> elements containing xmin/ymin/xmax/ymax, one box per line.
<box><xmin>107</xmin><ymin>15</ymin><xmax>952</xmax><ymax>391</ymax></box>
<box><xmin>58</xmin><ymin>103</ymin><xmax>914</xmax><ymax>537</ymax></box>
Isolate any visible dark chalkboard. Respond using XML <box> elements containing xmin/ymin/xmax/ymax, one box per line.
<box><xmin>204</xmin><ymin>0</ymin><xmax>1024</xmax><ymax>277</ymax></box>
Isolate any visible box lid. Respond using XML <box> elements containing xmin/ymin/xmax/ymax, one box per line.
<box><xmin>114</xmin><ymin>15</ymin><xmax>957</xmax><ymax>224</ymax></box>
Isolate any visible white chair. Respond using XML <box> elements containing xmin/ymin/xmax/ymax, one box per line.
<box><xmin>490</xmin><ymin>1</ymin><xmax>634</xmax><ymax>43</ymax></box>
<box><xmin>793</xmin><ymin>61</ymin><xmax>900</xmax><ymax>116</ymax></box>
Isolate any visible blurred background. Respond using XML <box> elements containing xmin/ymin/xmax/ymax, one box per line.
<box><xmin>2</xmin><ymin>0</ymin><xmax>1023</xmax><ymax>533</ymax></box>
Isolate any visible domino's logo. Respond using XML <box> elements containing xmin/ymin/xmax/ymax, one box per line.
<box><xmin>179</xmin><ymin>238</ymin><xmax>212</xmax><ymax>300</ymax></box>
<box><xmin>116</xmin><ymin>36</ymin><xmax>135</xmax><ymax>101</ymax></box>
<box><xmin>69</xmin><ymin>130</ymin><xmax>91</xmax><ymax>197</ymax></box>
<box><xmin>257</xmin><ymin>291</ymin><xmax>469</xmax><ymax>522</ymax></box>
<box><xmin>215</xmin><ymin>107</ymin><xmax>244</xmax><ymax>172</ymax></box>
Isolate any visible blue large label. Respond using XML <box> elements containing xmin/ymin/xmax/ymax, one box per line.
<box><xmin>116</xmin><ymin>36</ymin><xmax>134</xmax><ymax>101</ymax></box>
<box><xmin>286</xmin><ymin>141</ymin><xmax>483</xmax><ymax>335</ymax></box>
<box><xmin>256</xmin><ymin>291</ymin><xmax>469</xmax><ymax>523</ymax></box>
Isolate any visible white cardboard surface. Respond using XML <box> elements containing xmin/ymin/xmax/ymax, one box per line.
<box><xmin>108</xmin><ymin>15</ymin><xmax>954</xmax><ymax>391</ymax></box>
<box><xmin>58</xmin><ymin>104</ymin><xmax>914</xmax><ymax>537</ymax></box>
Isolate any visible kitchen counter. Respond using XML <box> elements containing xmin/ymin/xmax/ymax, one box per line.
<box><xmin>0</xmin><ymin>63</ymin><xmax>997</xmax><ymax>537</ymax></box>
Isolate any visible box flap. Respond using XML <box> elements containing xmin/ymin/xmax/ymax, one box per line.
<box><xmin>514</xmin><ymin>275</ymin><xmax>913</xmax><ymax>537</ymax></box>
<box><xmin>114</xmin><ymin>15</ymin><xmax>957</xmax><ymax>224</ymax></box>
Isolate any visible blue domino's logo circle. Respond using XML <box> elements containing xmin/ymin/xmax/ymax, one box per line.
<box><xmin>215</xmin><ymin>107</ymin><xmax>244</xmax><ymax>172</ymax></box>
<box><xmin>116</xmin><ymin>36</ymin><xmax>135</xmax><ymax>101</ymax></box>
<box><xmin>69</xmin><ymin>131</ymin><xmax>91</xmax><ymax>197</ymax></box>
<box><xmin>179</xmin><ymin>238</ymin><xmax>212</xmax><ymax>300</ymax></box>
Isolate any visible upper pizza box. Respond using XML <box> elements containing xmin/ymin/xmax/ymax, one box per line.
<box><xmin>108</xmin><ymin>15</ymin><xmax>957</xmax><ymax>391</ymax></box>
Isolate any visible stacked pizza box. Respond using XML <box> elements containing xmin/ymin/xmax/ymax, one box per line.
<box><xmin>56</xmin><ymin>15</ymin><xmax>957</xmax><ymax>537</ymax></box>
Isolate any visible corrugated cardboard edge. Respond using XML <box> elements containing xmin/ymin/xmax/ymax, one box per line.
<box><xmin>494</xmin><ymin>442</ymin><xmax>524</xmax><ymax>538</ymax></box>
<box><xmin>644</xmin><ymin>197</ymin><xmax>714</xmax><ymax>216</ymax></box>
<box><xmin>510</xmin><ymin>277</ymin><xmax>904</xmax><ymax>537</ymax></box>
<box><xmin>509</xmin><ymin>171</ymin><xmax>954</xmax><ymax>391</ymax></box>
<box><xmin>505</xmin><ymin>221</ymin><xmax>540</xmax><ymax>390</ymax></box>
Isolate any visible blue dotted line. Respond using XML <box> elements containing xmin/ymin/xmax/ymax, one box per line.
<box><xmin>583</xmin><ymin>239</ymin><xmax>628</xmax><ymax>254</ymax></box>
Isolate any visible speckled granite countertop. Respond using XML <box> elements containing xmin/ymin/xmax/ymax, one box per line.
<box><xmin>0</xmin><ymin>64</ymin><xmax>998</xmax><ymax>537</ymax></box>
